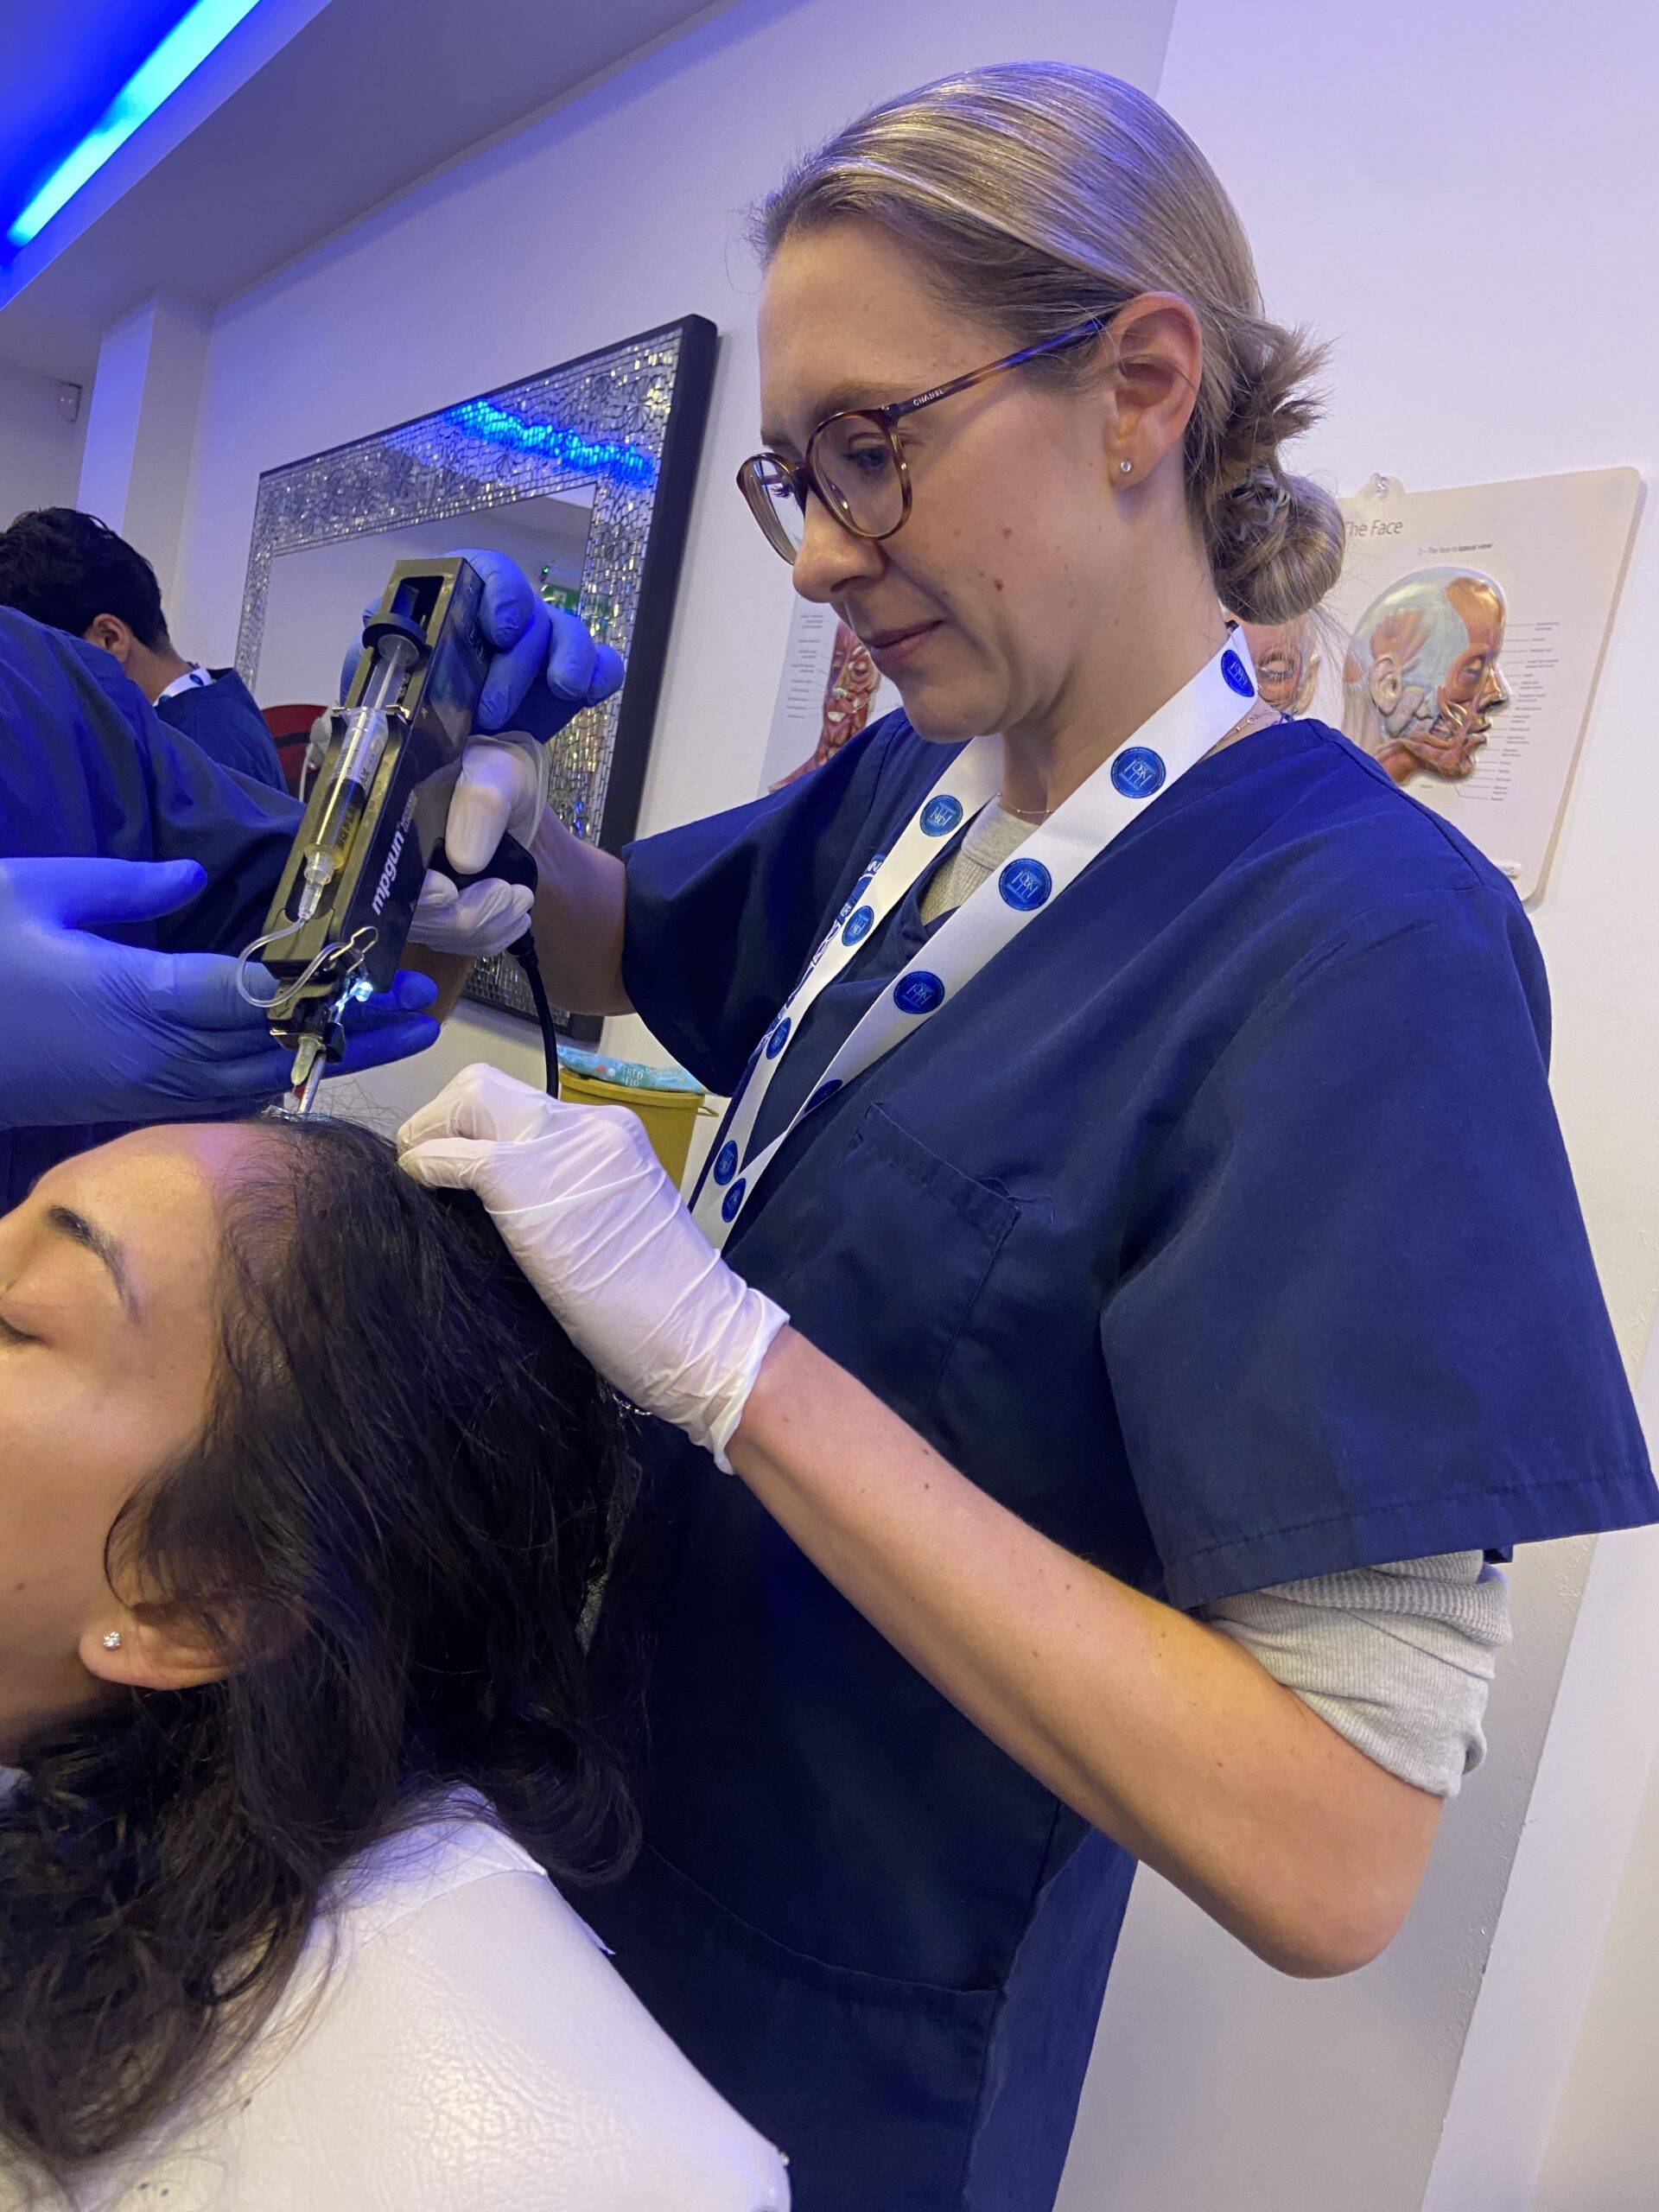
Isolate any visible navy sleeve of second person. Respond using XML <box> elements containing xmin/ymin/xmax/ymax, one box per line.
<box><xmin>0</xmin><ymin>608</ymin><xmax>297</xmax><ymax>953</ymax></box>
<box><xmin>620</xmin><ymin>713</ymin><xmax>915</xmax><ymax>1094</ymax></box>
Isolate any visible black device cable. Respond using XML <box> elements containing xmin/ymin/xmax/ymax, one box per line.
<box><xmin>429</xmin><ymin>835</ymin><xmax>560</xmax><ymax>1099</ymax></box>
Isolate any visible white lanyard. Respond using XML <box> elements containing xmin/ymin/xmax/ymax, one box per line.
<box><xmin>691</xmin><ymin>631</ymin><xmax>1260</xmax><ymax>1248</ymax></box>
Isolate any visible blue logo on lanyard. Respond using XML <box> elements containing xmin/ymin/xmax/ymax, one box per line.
<box><xmin>842</xmin><ymin>905</ymin><xmax>875</xmax><ymax>946</ymax></box>
<box><xmin>998</xmin><ymin>857</ymin><xmax>1052</xmax><ymax>911</ymax></box>
<box><xmin>806</xmin><ymin>1079</ymin><xmax>843</xmax><ymax>1114</ymax></box>
<box><xmin>1110</xmin><ymin>746</ymin><xmax>1166</xmax><ymax>798</ymax></box>
<box><xmin>766</xmin><ymin>1016</ymin><xmax>791</xmax><ymax>1059</ymax></box>
<box><xmin>1220</xmin><ymin>647</ymin><xmax>1255</xmax><ymax>696</ymax></box>
<box><xmin>921</xmin><ymin>794</ymin><xmax>964</xmax><ymax>837</ymax></box>
<box><xmin>712</xmin><ymin>1140</ymin><xmax>740</xmax><ymax>1186</ymax></box>
<box><xmin>721</xmin><ymin>1178</ymin><xmax>746</xmax><ymax>1224</ymax></box>
<box><xmin>893</xmin><ymin>970</ymin><xmax>945</xmax><ymax>1016</ymax></box>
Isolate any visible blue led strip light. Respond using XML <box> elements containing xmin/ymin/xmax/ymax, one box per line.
<box><xmin>442</xmin><ymin>397</ymin><xmax>658</xmax><ymax>489</ymax></box>
<box><xmin>6</xmin><ymin>0</ymin><xmax>264</xmax><ymax>249</ymax></box>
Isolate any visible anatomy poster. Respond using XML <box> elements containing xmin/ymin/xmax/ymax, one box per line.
<box><xmin>1246</xmin><ymin>467</ymin><xmax>1641</xmax><ymax>900</ymax></box>
<box><xmin>758</xmin><ymin>594</ymin><xmax>901</xmax><ymax>793</ymax></box>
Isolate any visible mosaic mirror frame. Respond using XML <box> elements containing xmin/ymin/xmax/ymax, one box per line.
<box><xmin>236</xmin><ymin>314</ymin><xmax>717</xmax><ymax>1041</ymax></box>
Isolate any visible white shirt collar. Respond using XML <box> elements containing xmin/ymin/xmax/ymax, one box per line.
<box><xmin>157</xmin><ymin>664</ymin><xmax>215</xmax><ymax>702</ymax></box>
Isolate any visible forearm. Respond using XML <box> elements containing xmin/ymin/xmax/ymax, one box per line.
<box><xmin>528</xmin><ymin>808</ymin><xmax>632</xmax><ymax>1015</ymax></box>
<box><xmin>729</xmin><ymin>1327</ymin><xmax>1442</xmax><ymax>1978</ymax></box>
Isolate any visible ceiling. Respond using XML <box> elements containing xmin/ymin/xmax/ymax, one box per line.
<box><xmin>0</xmin><ymin>0</ymin><xmax>724</xmax><ymax>379</ymax></box>
<box><xmin>0</xmin><ymin>0</ymin><xmax>202</xmax><ymax>249</ymax></box>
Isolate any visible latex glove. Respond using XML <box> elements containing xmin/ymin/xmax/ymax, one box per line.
<box><xmin>397</xmin><ymin>1064</ymin><xmax>787</xmax><ymax>1469</ymax></box>
<box><xmin>302</xmin><ymin>701</ymin><xmax>546</xmax><ymax>957</ymax></box>
<box><xmin>408</xmin><ymin>728</ymin><xmax>550</xmax><ymax>954</ymax></box>
<box><xmin>458</xmin><ymin>548</ymin><xmax>626</xmax><ymax>741</ymax></box>
<box><xmin>409</xmin><ymin>874</ymin><xmax>533</xmax><ymax>957</ymax></box>
<box><xmin>0</xmin><ymin>855</ymin><xmax>439</xmax><ymax>1128</ymax></box>
<box><xmin>334</xmin><ymin>551</ymin><xmax>623</xmax><ymax>739</ymax></box>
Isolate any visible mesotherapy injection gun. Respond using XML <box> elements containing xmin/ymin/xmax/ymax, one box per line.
<box><xmin>244</xmin><ymin>555</ymin><xmax>557</xmax><ymax>1114</ymax></box>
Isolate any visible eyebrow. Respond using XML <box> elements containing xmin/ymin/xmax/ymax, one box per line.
<box><xmin>44</xmin><ymin>1203</ymin><xmax>138</xmax><ymax>1318</ymax></box>
<box><xmin>760</xmin><ymin>381</ymin><xmax>912</xmax><ymax>454</ymax></box>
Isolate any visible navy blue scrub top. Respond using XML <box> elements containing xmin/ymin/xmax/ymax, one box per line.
<box><xmin>0</xmin><ymin>610</ymin><xmax>296</xmax><ymax>1211</ymax></box>
<box><xmin>582</xmin><ymin>707</ymin><xmax>1658</xmax><ymax>2212</ymax></box>
<box><xmin>152</xmin><ymin>666</ymin><xmax>287</xmax><ymax>791</ymax></box>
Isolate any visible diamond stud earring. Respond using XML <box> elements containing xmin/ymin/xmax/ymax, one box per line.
<box><xmin>1119</xmin><ymin>460</ymin><xmax>1134</xmax><ymax>476</ymax></box>
<box><xmin>102</xmin><ymin>1630</ymin><xmax>123</xmax><ymax>1650</ymax></box>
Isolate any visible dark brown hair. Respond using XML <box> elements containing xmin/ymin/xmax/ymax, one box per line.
<box><xmin>0</xmin><ymin>1117</ymin><xmax>637</xmax><ymax>2196</ymax></box>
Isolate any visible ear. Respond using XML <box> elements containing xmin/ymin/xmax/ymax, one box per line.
<box><xmin>1102</xmin><ymin>293</ymin><xmax>1205</xmax><ymax>480</ymax></box>
<box><xmin>83</xmin><ymin>613</ymin><xmax>136</xmax><ymax>668</ymax></box>
<box><xmin>79</xmin><ymin>1606</ymin><xmax>232</xmax><ymax>1694</ymax></box>
<box><xmin>1368</xmin><ymin>657</ymin><xmax>1402</xmax><ymax>710</ymax></box>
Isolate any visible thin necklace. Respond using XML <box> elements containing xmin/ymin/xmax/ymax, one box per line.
<box><xmin>998</xmin><ymin>699</ymin><xmax>1281</xmax><ymax>825</ymax></box>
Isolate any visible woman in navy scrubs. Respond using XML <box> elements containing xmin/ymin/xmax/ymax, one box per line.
<box><xmin>399</xmin><ymin>64</ymin><xmax>1658</xmax><ymax>2212</ymax></box>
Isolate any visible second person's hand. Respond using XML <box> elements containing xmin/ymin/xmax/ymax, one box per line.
<box><xmin>0</xmin><ymin>855</ymin><xmax>439</xmax><ymax>1127</ymax></box>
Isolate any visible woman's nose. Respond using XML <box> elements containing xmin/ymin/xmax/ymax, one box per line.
<box><xmin>791</xmin><ymin>494</ymin><xmax>885</xmax><ymax>606</ymax></box>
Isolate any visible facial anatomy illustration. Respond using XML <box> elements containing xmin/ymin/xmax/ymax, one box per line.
<box><xmin>1342</xmin><ymin>567</ymin><xmax>1510</xmax><ymax>785</ymax></box>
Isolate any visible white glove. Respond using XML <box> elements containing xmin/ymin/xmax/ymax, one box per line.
<box><xmin>397</xmin><ymin>1064</ymin><xmax>789</xmax><ymax>1470</ymax></box>
<box><xmin>409</xmin><ymin>874</ymin><xmax>533</xmax><ymax>956</ymax></box>
<box><xmin>442</xmin><ymin>732</ymin><xmax>550</xmax><ymax>875</ymax></box>
<box><xmin>410</xmin><ymin>733</ymin><xmax>550</xmax><ymax>957</ymax></box>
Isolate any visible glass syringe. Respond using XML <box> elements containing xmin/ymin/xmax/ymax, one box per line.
<box><xmin>292</xmin><ymin>632</ymin><xmax>418</xmax><ymax>924</ymax></box>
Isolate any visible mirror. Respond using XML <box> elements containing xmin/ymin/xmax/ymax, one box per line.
<box><xmin>236</xmin><ymin>316</ymin><xmax>716</xmax><ymax>1039</ymax></box>
<box><xmin>257</xmin><ymin>487</ymin><xmax>597</xmax><ymax>707</ymax></box>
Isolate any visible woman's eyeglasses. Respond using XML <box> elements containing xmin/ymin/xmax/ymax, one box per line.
<box><xmin>737</xmin><ymin>315</ymin><xmax>1113</xmax><ymax>563</ymax></box>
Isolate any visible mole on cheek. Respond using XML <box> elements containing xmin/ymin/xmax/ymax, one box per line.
<box><xmin>992</xmin><ymin>577</ymin><xmax>1005</xmax><ymax>592</ymax></box>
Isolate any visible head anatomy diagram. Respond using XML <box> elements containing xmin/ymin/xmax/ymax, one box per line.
<box><xmin>1341</xmin><ymin>566</ymin><xmax>1510</xmax><ymax>785</ymax></box>
<box><xmin>1240</xmin><ymin>613</ymin><xmax>1320</xmax><ymax>718</ymax></box>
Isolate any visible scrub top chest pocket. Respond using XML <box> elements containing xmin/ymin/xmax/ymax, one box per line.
<box><xmin>759</xmin><ymin>1103</ymin><xmax>1020</xmax><ymax>1433</ymax></box>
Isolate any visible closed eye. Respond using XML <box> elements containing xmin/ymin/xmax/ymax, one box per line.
<box><xmin>0</xmin><ymin>1310</ymin><xmax>37</xmax><ymax>1346</ymax></box>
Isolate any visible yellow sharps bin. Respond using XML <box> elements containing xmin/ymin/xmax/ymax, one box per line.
<box><xmin>556</xmin><ymin>1047</ymin><xmax>709</xmax><ymax>1192</ymax></box>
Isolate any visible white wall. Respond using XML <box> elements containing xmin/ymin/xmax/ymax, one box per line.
<box><xmin>1060</xmin><ymin>6</ymin><xmax>1659</xmax><ymax>2209</ymax></box>
<box><xmin>74</xmin><ymin>295</ymin><xmax>211</xmax><ymax>610</ymax></box>
<box><xmin>0</xmin><ymin>358</ymin><xmax>86</xmax><ymax>522</ymax></box>
<box><xmin>1528</xmin><ymin>1307</ymin><xmax>1659</xmax><ymax>2212</ymax></box>
<box><xmin>156</xmin><ymin>3</ymin><xmax>1659</xmax><ymax>2208</ymax></box>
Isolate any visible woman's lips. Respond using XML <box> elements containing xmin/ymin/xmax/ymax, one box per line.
<box><xmin>864</xmin><ymin>621</ymin><xmax>941</xmax><ymax>672</ymax></box>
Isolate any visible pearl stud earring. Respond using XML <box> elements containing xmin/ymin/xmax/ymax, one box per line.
<box><xmin>102</xmin><ymin>1630</ymin><xmax>123</xmax><ymax>1650</ymax></box>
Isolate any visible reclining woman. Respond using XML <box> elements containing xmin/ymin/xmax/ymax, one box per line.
<box><xmin>0</xmin><ymin>1115</ymin><xmax>789</xmax><ymax>2212</ymax></box>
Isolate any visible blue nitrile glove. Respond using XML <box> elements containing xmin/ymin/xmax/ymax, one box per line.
<box><xmin>456</xmin><ymin>547</ymin><xmax>626</xmax><ymax>741</ymax></box>
<box><xmin>336</xmin><ymin>550</ymin><xmax>623</xmax><ymax>948</ymax></box>
<box><xmin>0</xmin><ymin>855</ymin><xmax>439</xmax><ymax>1128</ymax></box>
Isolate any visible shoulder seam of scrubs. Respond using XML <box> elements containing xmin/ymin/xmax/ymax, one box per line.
<box><xmin>1179</xmin><ymin>876</ymin><xmax>1520</xmax><ymax>1116</ymax></box>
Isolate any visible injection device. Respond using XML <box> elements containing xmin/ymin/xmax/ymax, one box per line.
<box><xmin>249</xmin><ymin>556</ymin><xmax>557</xmax><ymax>1114</ymax></box>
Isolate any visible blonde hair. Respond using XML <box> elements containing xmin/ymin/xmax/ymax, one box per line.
<box><xmin>753</xmin><ymin>63</ymin><xmax>1342</xmax><ymax>626</ymax></box>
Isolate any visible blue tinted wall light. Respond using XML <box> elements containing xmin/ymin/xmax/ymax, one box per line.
<box><xmin>6</xmin><ymin>0</ymin><xmax>264</xmax><ymax>249</ymax></box>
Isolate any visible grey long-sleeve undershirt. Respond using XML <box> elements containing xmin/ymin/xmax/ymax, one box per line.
<box><xmin>921</xmin><ymin>804</ymin><xmax>1515</xmax><ymax>1798</ymax></box>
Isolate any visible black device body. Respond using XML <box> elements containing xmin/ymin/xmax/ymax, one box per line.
<box><xmin>258</xmin><ymin>557</ymin><xmax>493</xmax><ymax>1052</ymax></box>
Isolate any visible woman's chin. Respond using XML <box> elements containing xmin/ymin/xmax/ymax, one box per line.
<box><xmin>894</xmin><ymin>677</ymin><xmax>997</xmax><ymax>746</ymax></box>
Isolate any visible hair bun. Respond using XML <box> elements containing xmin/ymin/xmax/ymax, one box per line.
<box><xmin>1205</xmin><ymin>325</ymin><xmax>1342</xmax><ymax>627</ymax></box>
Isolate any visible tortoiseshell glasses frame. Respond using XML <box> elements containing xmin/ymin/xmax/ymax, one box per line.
<box><xmin>737</xmin><ymin>314</ymin><xmax>1115</xmax><ymax>561</ymax></box>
